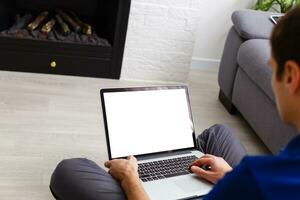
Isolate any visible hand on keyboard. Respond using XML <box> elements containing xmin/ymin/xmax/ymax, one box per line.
<box><xmin>105</xmin><ymin>156</ymin><xmax>150</xmax><ymax>200</ymax></box>
<box><xmin>189</xmin><ymin>154</ymin><xmax>232</xmax><ymax>184</ymax></box>
<box><xmin>105</xmin><ymin>155</ymin><xmax>139</xmax><ymax>184</ymax></box>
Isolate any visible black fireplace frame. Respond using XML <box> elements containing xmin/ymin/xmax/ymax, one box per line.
<box><xmin>0</xmin><ymin>0</ymin><xmax>131</xmax><ymax>79</ymax></box>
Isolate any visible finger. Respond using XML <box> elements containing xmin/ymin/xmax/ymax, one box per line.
<box><xmin>201</xmin><ymin>154</ymin><xmax>215</xmax><ymax>159</ymax></box>
<box><xmin>190</xmin><ymin>157</ymin><xmax>213</xmax><ymax>167</ymax></box>
<box><xmin>194</xmin><ymin>155</ymin><xmax>212</xmax><ymax>162</ymax></box>
<box><xmin>190</xmin><ymin>166</ymin><xmax>212</xmax><ymax>179</ymax></box>
<box><xmin>104</xmin><ymin>161</ymin><xmax>112</xmax><ymax>168</ymax></box>
<box><xmin>128</xmin><ymin>155</ymin><xmax>137</xmax><ymax>162</ymax></box>
<box><xmin>127</xmin><ymin>155</ymin><xmax>134</xmax><ymax>160</ymax></box>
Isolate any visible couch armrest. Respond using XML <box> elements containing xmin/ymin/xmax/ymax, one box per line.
<box><xmin>232</xmin><ymin>9</ymin><xmax>277</xmax><ymax>40</ymax></box>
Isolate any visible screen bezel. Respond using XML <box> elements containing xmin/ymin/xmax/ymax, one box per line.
<box><xmin>100</xmin><ymin>85</ymin><xmax>197</xmax><ymax>160</ymax></box>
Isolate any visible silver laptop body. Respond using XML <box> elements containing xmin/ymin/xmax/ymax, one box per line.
<box><xmin>101</xmin><ymin>86</ymin><xmax>213</xmax><ymax>200</ymax></box>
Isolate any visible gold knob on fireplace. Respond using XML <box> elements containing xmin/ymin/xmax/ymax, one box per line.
<box><xmin>50</xmin><ymin>61</ymin><xmax>57</xmax><ymax>68</ymax></box>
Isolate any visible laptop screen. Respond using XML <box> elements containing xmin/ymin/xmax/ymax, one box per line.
<box><xmin>101</xmin><ymin>86</ymin><xmax>195</xmax><ymax>159</ymax></box>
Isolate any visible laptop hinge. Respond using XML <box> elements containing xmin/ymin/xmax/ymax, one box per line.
<box><xmin>137</xmin><ymin>149</ymin><xmax>195</xmax><ymax>161</ymax></box>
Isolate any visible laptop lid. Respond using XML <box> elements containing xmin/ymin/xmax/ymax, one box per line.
<box><xmin>100</xmin><ymin>86</ymin><xmax>197</xmax><ymax>160</ymax></box>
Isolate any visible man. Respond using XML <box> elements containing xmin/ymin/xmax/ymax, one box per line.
<box><xmin>50</xmin><ymin>6</ymin><xmax>300</xmax><ymax>200</ymax></box>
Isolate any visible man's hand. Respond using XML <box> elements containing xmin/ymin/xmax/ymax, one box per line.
<box><xmin>105</xmin><ymin>156</ymin><xmax>150</xmax><ymax>200</ymax></box>
<box><xmin>105</xmin><ymin>155</ymin><xmax>139</xmax><ymax>185</ymax></box>
<box><xmin>189</xmin><ymin>154</ymin><xmax>232</xmax><ymax>184</ymax></box>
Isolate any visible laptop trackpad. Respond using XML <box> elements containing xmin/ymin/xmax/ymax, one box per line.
<box><xmin>143</xmin><ymin>175</ymin><xmax>212</xmax><ymax>200</ymax></box>
<box><xmin>175</xmin><ymin>176</ymin><xmax>207</xmax><ymax>193</ymax></box>
<box><xmin>174</xmin><ymin>175</ymin><xmax>212</xmax><ymax>195</ymax></box>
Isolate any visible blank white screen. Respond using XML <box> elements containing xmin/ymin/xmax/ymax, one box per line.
<box><xmin>103</xmin><ymin>88</ymin><xmax>195</xmax><ymax>159</ymax></box>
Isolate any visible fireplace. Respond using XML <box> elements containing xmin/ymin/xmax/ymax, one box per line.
<box><xmin>0</xmin><ymin>0</ymin><xmax>131</xmax><ymax>79</ymax></box>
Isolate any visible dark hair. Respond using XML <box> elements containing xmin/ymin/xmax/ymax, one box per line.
<box><xmin>271</xmin><ymin>6</ymin><xmax>300</xmax><ymax>79</ymax></box>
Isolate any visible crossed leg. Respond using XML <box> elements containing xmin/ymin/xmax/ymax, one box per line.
<box><xmin>50</xmin><ymin>124</ymin><xmax>247</xmax><ymax>199</ymax></box>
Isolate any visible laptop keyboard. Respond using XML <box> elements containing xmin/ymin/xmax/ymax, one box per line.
<box><xmin>138</xmin><ymin>155</ymin><xmax>197</xmax><ymax>182</ymax></box>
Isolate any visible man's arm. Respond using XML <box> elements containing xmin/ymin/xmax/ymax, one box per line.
<box><xmin>202</xmin><ymin>158</ymin><xmax>261</xmax><ymax>200</ymax></box>
<box><xmin>121</xmin><ymin>175</ymin><xmax>149</xmax><ymax>200</ymax></box>
<box><xmin>105</xmin><ymin>156</ymin><xmax>150</xmax><ymax>200</ymax></box>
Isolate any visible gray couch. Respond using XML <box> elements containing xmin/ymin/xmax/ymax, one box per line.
<box><xmin>218</xmin><ymin>9</ymin><xmax>298</xmax><ymax>153</ymax></box>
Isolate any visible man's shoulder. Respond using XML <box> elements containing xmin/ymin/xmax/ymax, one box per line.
<box><xmin>231</xmin><ymin>154</ymin><xmax>300</xmax><ymax>199</ymax></box>
<box><xmin>242</xmin><ymin>154</ymin><xmax>280</xmax><ymax>164</ymax></box>
<box><xmin>241</xmin><ymin>154</ymin><xmax>300</xmax><ymax>169</ymax></box>
<box><xmin>241</xmin><ymin>154</ymin><xmax>300</xmax><ymax>187</ymax></box>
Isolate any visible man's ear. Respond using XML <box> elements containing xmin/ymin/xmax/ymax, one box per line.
<box><xmin>284</xmin><ymin>60</ymin><xmax>300</xmax><ymax>95</ymax></box>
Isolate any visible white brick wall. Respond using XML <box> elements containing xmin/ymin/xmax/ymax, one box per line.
<box><xmin>192</xmin><ymin>0</ymin><xmax>256</xmax><ymax>60</ymax></box>
<box><xmin>121</xmin><ymin>0</ymin><xmax>202</xmax><ymax>82</ymax></box>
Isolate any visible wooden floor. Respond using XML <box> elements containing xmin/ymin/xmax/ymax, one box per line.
<box><xmin>0</xmin><ymin>69</ymin><xmax>269</xmax><ymax>200</ymax></box>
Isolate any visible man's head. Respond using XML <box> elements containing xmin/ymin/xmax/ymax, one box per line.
<box><xmin>270</xmin><ymin>6</ymin><xmax>300</xmax><ymax>130</ymax></box>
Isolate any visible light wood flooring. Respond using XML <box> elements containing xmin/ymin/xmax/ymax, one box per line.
<box><xmin>0</xmin><ymin>69</ymin><xmax>269</xmax><ymax>200</ymax></box>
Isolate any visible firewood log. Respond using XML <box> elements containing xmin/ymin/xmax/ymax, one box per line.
<box><xmin>27</xmin><ymin>11</ymin><xmax>49</xmax><ymax>31</ymax></box>
<box><xmin>68</xmin><ymin>11</ymin><xmax>92</xmax><ymax>35</ymax></box>
<box><xmin>55</xmin><ymin>14</ymin><xmax>70</xmax><ymax>35</ymax></box>
<box><xmin>41</xmin><ymin>18</ymin><xmax>56</xmax><ymax>33</ymax></box>
<box><xmin>56</xmin><ymin>9</ymin><xmax>81</xmax><ymax>33</ymax></box>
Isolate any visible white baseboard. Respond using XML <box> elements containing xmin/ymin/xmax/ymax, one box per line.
<box><xmin>191</xmin><ymin>57</ymin><xmax>220</xmax><ymax>72</ymax></box>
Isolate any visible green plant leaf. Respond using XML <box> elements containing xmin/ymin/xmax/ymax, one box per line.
<box><xmin>278</xmin><ymin>0</ymin><xmax>294</xmax><ymax>12</ymax></box>
<box><xmin>255</xmin><ymin>0</ymin><xmax>275</xmax><ymax>11</ymax></box>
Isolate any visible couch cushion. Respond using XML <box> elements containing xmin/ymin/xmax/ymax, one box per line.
<box><xmin>237</xmin><ymin>39</ymin><xmax>275</xmax><ymax>102</ymax></box>
<box><xmin>232</xmin><ymin>9</ymin><xmax>275</xmax><ymax>40</ymax></box>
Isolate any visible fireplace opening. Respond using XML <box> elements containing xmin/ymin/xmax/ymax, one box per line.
<box><xmin>0</xmin><ymin>9</ymin><xmax>111</xmax><ymax>47</ymax></box>
<box><xmin>0</xmin><ymin>0</ymin><xmax>131</xmax><ymax>78</ymax></box>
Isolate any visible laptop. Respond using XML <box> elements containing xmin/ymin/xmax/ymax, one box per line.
<box><xmin>100</xmin><ymin>86</ymin><xmax>213</xmax><ymax>200</ymax></box>
<box><xmin>270</xmin><ymin>14</ymin><xmax>283</xmax><ymax>24</ymax></box>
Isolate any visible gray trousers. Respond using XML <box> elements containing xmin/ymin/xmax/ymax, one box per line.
<box><xmin>50</xmin><ymin>124</ymin><xmax>247</xmax><ymax>200</ymax></box>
